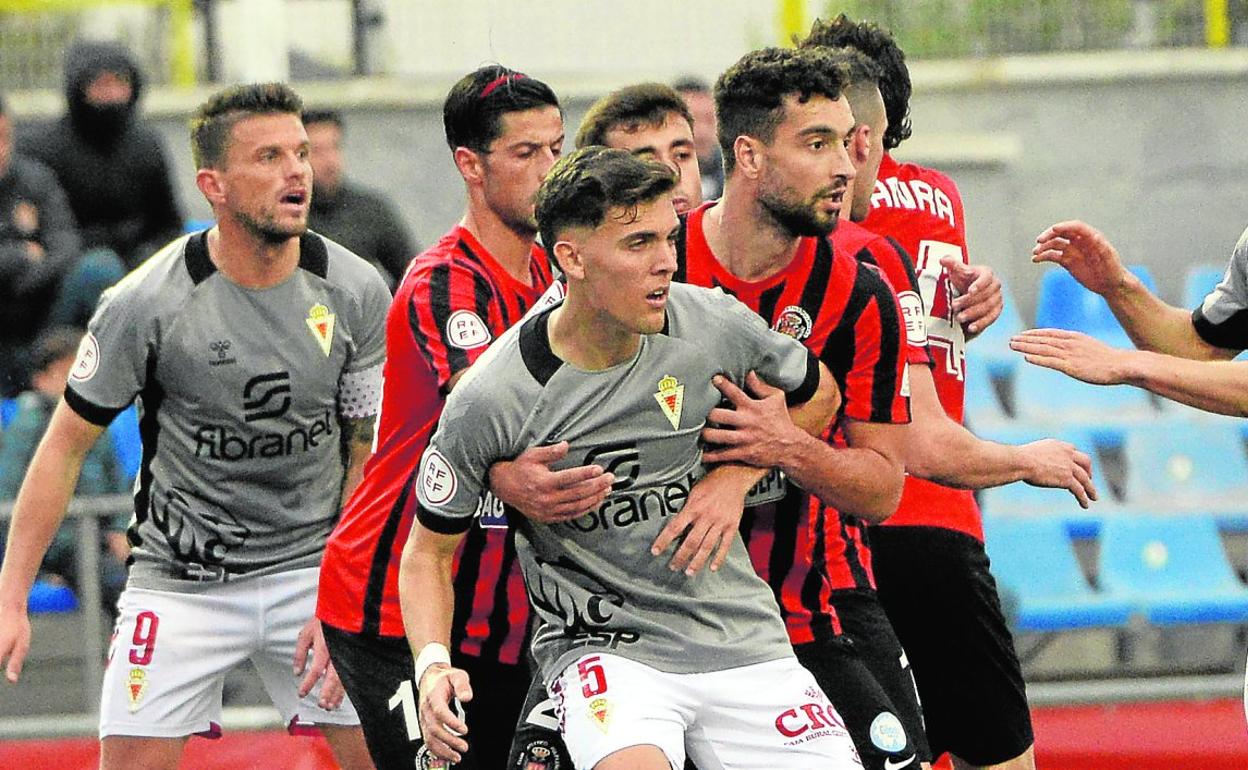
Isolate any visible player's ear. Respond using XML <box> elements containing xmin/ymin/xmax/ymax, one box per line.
<box><xmin>850</xmin><ymin>124</ymin><xmax>871</xmax><ymax>164</ymax></box>
<box><xmin>552</xmin><ymin>240</ymin><xmax>584</xmax><ymax>281</ymax></box>
<box><xmin>453</xmin><ymin>146</ymin><xmax>485</xmax><ymax>185</ymax></box>
<box><xmin>196</xmin><ymin>167</ymin><xmax>225</xmax><ymax>207</ymax></box>
<box><xmin>733</xmin><ymin>135</ymin><xmax>763</xmax><ymax>180</ymax></box>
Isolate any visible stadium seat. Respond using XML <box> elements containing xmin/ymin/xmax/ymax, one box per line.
<box><xmin>1035</xmin><ymin>265</ymin><xmax>1156</xmax><ymax>339</ymax></box>
<box><xmin>1098</xmin><ymin>512</ymin><xmax>1248</xmax><ymax>625</ymax></box>
<box><xmin>0</xmin><ymin>397</ymin><xmax>17</xmax><ymax>428</ymax></box>
<box><xmin>184</xmin><ymin>218</ymin><xmax>215</xmax><ymax>233</ymax></box>
<box><xmin>1183</xmin><ymin>264</ymin><xmax>1227</xmax><ymax>311</ymax></box>
<box><xmin>28</xmin><ymin>579</ymin><xmax>78</xmax><ymax>613</ymax></box>
<box><xmin>963</xmin><ymin>351</ymin><xmax>1011</xmax><ymax>427</ymax></box>
<box><xmin>984</xmin><ymin>515</ymin><xmax>1133</xmax><ymax>632</ymax></box>
<box><xmin>1119</xmin><ymin>420</ymin><xmax>1248</xmax><ymax>508</ymax></box>
<box><xmin>1012</xmin><ymin>362</ymin><xmax>1154</xmax><ymax>427</ymax></box>
<box><xmin>975</xmin><ymin>424</ymin><xmax>1107</xmax><ymax>515</ymax></box>
<box><xmin>108</xmin><ymin>404</ymin><xmax>143</xmax><ymax>484</ymax></box>
<box><xmin>967</xmin><ymin>278</ymin><xmax>1025</xmax><ymax>377</ymax></box>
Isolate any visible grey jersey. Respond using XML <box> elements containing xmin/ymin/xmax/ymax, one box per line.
<box><xmin>1193</xmin><ymin>225</ymin><xmax>1248</xmax><ymax>351</ymax></box>
<box><xmin>65</xmin><ymin>231</ymin><xmax>390</xmax><ymax>590</ymax></box>
<box><xmin>416</xmin><ymin>283</ymin><xmax>820</xmax><ymax>683</ymax></box>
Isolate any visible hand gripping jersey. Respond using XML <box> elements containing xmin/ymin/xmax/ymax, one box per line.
<box><xmin>416</xmin><ymin>283</ymin><xmax>820</xmax><ymax>683</ymax></box>
<box><xmin>676</xmin><ymin>204</ymin><xmax>910</xmax><ymax>633</ymax></box>
<box><xmin>65</xmin><ymin>231</ymin><xmax>390</xmax><ymax>590</ymax></box>
<box><xmin>1193</xmin><ymin>225</ymin><xmax>1248</xmax><ymax>351</ymax></box>
<box><xmin>318</xmin><ymin>225</ymin><xmax>553</xmax><ymax>655</ymax></box>
<box><xmin>863</xmin><ymin>152</ymin><xmax>982</xmax><ymax>540</ymax></box>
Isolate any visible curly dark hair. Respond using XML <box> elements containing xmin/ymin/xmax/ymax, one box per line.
<box><xmin>576</xmin><ymin>83</ymin><xmax>693</xmax><ymax>150</ymax></box>
<box><xmin>800</xmin><ymin>14</ymin><xmax>912</xmax><ymax>150</ymax></box>
<box><xmin>713</xmin><ymin>47</ymin><xmax>848</xmax><ymax>174</ymax></box>
<box><xmin>190</xmin><ymin>82</ymin><xmax>303</xmax><ymax>169</ymax></box>
<box><xmin>443</xmin><ymin>64</ymin><xmax>560</xmax><ymax>152</ymax></box>
<box><xmin>536</xmin><ymin>146</ymin><xmax>675</xmax><ymax>255</ymax></box>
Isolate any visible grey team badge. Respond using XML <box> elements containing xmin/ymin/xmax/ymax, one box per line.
<box><xmin>773</xmin><ymin>305</ymin><xmax>813</xmax><ymax>341</ymax></box>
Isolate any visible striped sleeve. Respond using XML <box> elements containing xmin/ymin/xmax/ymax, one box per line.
<box><xmin>408</xmin><ymin>261</ymin><xmax>499</xmax><ymax>392</ymax></box>
<box><xmin>827</xmin><ymin>264</ymin><xmax>910</xmax><ymax>425</ymax></box>
<box><xmin>861</xmin><ymin>236</ymin><xmax>933</xmax><ymax>367</ymax></box>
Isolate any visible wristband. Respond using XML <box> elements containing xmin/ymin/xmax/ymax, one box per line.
<box><xmin>413</xmin><ymin>642</ymin><xmax>452</xmax><ymax>687</ymax></box>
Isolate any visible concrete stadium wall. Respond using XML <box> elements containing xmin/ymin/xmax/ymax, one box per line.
<box><xmin>11</xmin><ymin>48</ymin><xmax>1248</xmax><ymax>324</ymax></box>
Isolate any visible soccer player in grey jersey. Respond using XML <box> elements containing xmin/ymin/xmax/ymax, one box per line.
<box><xmin>0</xmin><ymin>84</ymin><xmax>386</xmax><ymax>770</ymax></box>
<box><xmin>402</xmin><ymin>147</ymin><xmax>862</xmax><ymax>769</ymax></box>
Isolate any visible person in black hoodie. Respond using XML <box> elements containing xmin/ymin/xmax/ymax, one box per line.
<box><xmin>19</xmin><ymin>41</ymin><xmax>182</xmax><ymax>279</ymax></box>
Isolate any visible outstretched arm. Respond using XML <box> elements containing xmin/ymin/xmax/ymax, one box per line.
<box><xmin>1012</xmin><ymin>328</ymin><xmax>1248</xmax><ymax>418</ymax></box>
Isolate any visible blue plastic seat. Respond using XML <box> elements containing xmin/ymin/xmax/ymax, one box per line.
<box><xmin>983</xmin><ymin>515</ymin><xmax>1133</xmax><ymax>632</ymax></box>
<box><xmin>975</xmin><ymin>424</ymin><xmax>1108</xmax><ymax>515</ymax></box>
<box><xmin>1183</xmin><ymin>264</ymin><xmax>1227</xmax><ymax>311</ymax></box>
<box><xmin>1012</xmin><ymin>361</ymin><xmax>1154</xmax><ymax>427</ymax></box>
<box><xmin>1098</xmin><ymin>512</ymin><xmax>1248</xmax><ymax>625</ymax></box>
<box><xmin>963</xmin><ymin>352</ymin><xmax>1010</xmax><ymax>427</ymax></box>
<box><xmin>1035</xmin><ymin>265</ymin><xmax>1156</xmax><ymax>339</ymax></box>
<box><xmin>1120</xmin><ymin>421</ymin><xmax>1248</xmax><ymax>508</ymax></box>
<box><xmin>28</xmin><ymin>579</ymin><xmax>79</xmax><ymax>613</ymax></box>
<box><xmin>0</xmin><ymin>397</ymin><xmax>17</xmax><ymax>428</ymax></box>
<box><xmin>108</xmin><ymin>404</ymin><xmax>143</xmax><ymax>484</ymax></box>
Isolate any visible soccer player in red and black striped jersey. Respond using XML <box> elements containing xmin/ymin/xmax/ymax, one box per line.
<box><xmin>804</xmin><ymin>19</ymin><xmax>1098</xmax><ymax>770</ymax></box>
<box><xmin>315</xmin><ymin>66</ymin><xmax>610</xmax><ymax>770</ymax></box>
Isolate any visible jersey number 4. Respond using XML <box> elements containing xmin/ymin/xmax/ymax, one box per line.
<box><xmin>914</xmin><ymin>240</ymin><xmax>967</xmax><ymax>381</ymax></box>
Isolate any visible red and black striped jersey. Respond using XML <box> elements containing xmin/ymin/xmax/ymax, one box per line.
<box><xmin>863</xmin><ymin>153</ymin><xmax>982</xmax><ymax>541</ymax></box>
<box><xmin>677</xmin><ymin>203</ymin><xmax>908</xmax><ymax>642</ymax></box>
<box><xmin>318</xmin><ymin>225</ymin><xmax>553</xmax><ymax>664</ymax></box>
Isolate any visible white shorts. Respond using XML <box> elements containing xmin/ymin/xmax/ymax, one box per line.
<box><xmin>99</xmin><ymin>567</ymin><xmax>359</xmax><ymax>739</ymax></box>
<box><xmin>552</xmin><ymin>653</ymin><xmax>862</xmax><ymax>770</ymax></box>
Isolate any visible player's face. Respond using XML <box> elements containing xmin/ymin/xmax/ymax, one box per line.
<box><xmin>578</xmin><ymin>196</ymin><xmax>681</xmax><ymax>335</ymax></box>
<box><xmin>481</xmin><ymin>105</ymin><xmax>564</xmax><ymax>236</ymax></box>
<box><xmin>605</xmin><ymin>114</ymin><xmax>703</xmax><ymax>213</ymax></box>
<box><xmin>680</xmin><ymin>89</ymin><xmax>718</xmax><ymax>162</ymax></box>
<box><xmin>756</xmin><ymin>94</ymin><xmax>855</xmax><ymax>238</ymax></box>
<box><xmin>305</xmin><ymin>120</ymin><xmax>344</xmax><ymax>196</ymax></box>
<box><xmin>218</xmin><ymin>113</ymin><xmax>312</xmax><ymax>243</ymax></box>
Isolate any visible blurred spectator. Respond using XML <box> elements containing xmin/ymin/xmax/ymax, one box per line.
<box><xmin>19</xmin><ymin>41</ymin><xmax>180</xmax><ymax>280</ymax></box>
<box><xmin>673</xmin><ymin>76</ymin><xmax>724</xmax><ymax>200</ymax></box>
<box><xmin>0</xmin><ymin>94</ymin><xmax>89</xmax><ymax>397</ymax></box>
<box><xmin>0</xmin><ymin>327</ymin><xmax>130</xmax><ymax>612</ymax></box>
<box><xmin>304</xmin><ymin>108</ymin><xmax>416</xmax><ymax>288</ymax></box>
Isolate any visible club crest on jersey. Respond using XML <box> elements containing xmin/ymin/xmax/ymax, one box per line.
<box><xmin>445</xmin><ymin>309</ymin><xmax>492</xmax><ymax>350</ymax></box>
<box><xmin>305</xmin><ymin>303</ymin><xmax>336</xmax><ymax>357</ymax></box>
<box><xmin>516</xmin><ymin>739</ymin><xmax>562</xmax><ymax>769</ymax></box>
<box><xmin>773</xmin><ymin>306</ymin><xmax>812</xmax><ymax>340</ymax></box>
<box><xmin>653</xmin><ymin>375</ymin><xmax>684</xmax><ymax>429</ymax></box>
<box><xmin>127</xmin><ymin>667</ymin><xmax>148</xmax><ymax>712</ymax></box>
<box><xmin>588</xmin><ymin>696</ymin><xmax>611</xmax><ymax>733</ymax></box>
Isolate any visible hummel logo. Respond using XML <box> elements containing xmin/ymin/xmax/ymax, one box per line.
<box><xmin>243</xmin><ymin>371</ymin><xmax>291</xmax><ymax>421</ymax></box>
<box><xmin>209</xmin><ymin>339</ymin><xmax>236</xmax><ymax>367</ymax></box>
<box><xmin>884</xmin><ymin>755</ymin><xmax>917</xmax><ymax>770</ymax></box>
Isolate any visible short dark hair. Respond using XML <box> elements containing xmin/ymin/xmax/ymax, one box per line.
<box><xmin>672</xmin><ymin>76</ymin><xmax>710</xmax><ymax>94</ymax></box>
<box><xmin>576</xmin><ymin>83</ymin><xmax>693</xmax><ymax>149</ymax></box>
<box><xmin>714</xmin><ymin>47</ymin><xmax>848</xmax><ymax>174</ymax></box>
<box><xmin>536</xmin><ymin>146</ymin><xmax>675</xmax><ymax>252</ymax></box>
<box><xmin>443</xmin><ymin>65</ymin><xmax>560</xmax><ymax>152</ymax></box>
<box><xmin>190</xmin><ymin>82</ymin><xmax>303</xmax><ymax>168</ymax></box>
<box><xmin>31</xmin><ymin>327</ymin><xmax>85</xmax><ymax>373</ymax></box>
<box><xmin>800</xmin><ymin>14</ymin><xmax>912</xmax><ymax>150</ymax></box>
<box><xmin>301</xmin><ymin>108</ymin><xmax>342</xmax><ymax>129</ymax></box>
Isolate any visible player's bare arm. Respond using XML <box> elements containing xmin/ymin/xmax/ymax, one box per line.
<box><xmin>398</xmin><ymin>521</ymin><xmax>472</xmax><ymax>764</ymax></box>
<box><xmin>943</xmin><ymin>256</ymin><xmax>1003</xmax><ymax>337</ymax></box>
<box><xmin>338</xmin><ymin>413</ymin><xmax>376</xmax><ymax>504</ymax></box>
<box><xmin>0</xmin><ymin>400</ymin><xmax>105</xmax><ymax>682</ymax></box>
<box><xmin>904</xmin><ymin>360</ymin><xmax>1097</xmax><ymax>508</ymax></box>
<box><xmin>1012</xmin><ymin>327</ymin><xmax>1248</xmax><ymax>418</ymax></box>
<box><xmin>703</xmin><ymin>366</ymin><xmax>903</xmax><ymax>523</ymax></box>
<box><xmin>1033</xmin><ymin>220</ymin><xmax>1229</xmax><ymax>359</ymax></box>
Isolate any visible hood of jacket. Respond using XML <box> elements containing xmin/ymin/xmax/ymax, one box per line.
<box><xmin>64</xmin><ymin>40</ymin><xmax>143</xmax><ymax>146</ymax></box>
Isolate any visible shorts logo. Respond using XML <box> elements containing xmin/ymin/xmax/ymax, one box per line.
<box><xmin>869</xmin><ymin>711</ymin><xmax>908</xmax><ymax>753</ymax></box>
<box><xmin>415</xmin><ymin>745</ymin><xmax>451</xmax><ymax>769</ymax></box>
<box><xmin>243</xmin><ymin>372</ymin><xmax>292</xmax><ymax>422</ymax></box>
<box><xmin>69</xmin><ymin>332</ymin><xmax>100</xmax><ymax>383</ymax></box>
<box><xmin>208</xmin><ymin>339</ymin><xmax>237</xmax><ymax>367</ymax></box>
<box><xmin>306</xmin><ymin>303</ymin><xmax>336</xmax><ymax>357</ymax></box>
<box><xmin>126</xmin><ymin>667</ymin><xmax>148</xmax><ymax>712</ymax></box>
<box><xmin>588</xmin><ymin>696</ymin><xmax>611</xmax><ymax>733</ymax></box>
<box><xmin>897</xmin><ymin>291</ymin><xmax>928</xmax><ymax>346</ymax></box>
<box><xmin>653</xmin><ymin>375</ymin><xmax>684</xmax><ymax>429</ymax></box>
<box><xmin>515</xmin><ymin>739</ymin><xmax>562</xmax><ymax>769</ymax></box>
<box><xmin>445</xmin><ymin>309</ymin><xmax>491</xmax><ymax>349</ymax></box>
<box><xmin>419</xmin><ymin>449</ymin><xmax>458</xmax><ymax>506</ymax></box>
<box><xmin>773</xmin><ymin>305</ymin><xmax>813</xmax><ymax>340</ymax></box>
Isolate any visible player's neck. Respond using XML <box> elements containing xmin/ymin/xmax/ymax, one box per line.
<box><xmin>548</xmin><ymin>299</ymin><xmax>640</xmax><ymax>371</ymax></box>
<box><xmin>207</xmin><ymin>222</ymin><xmax>300</xmax><ymax>289</ymax></box>
<box><xmin>704</xmin><ymin>187</ymin><xmax>800</xmax><ymax>283</ymax></box>
<box><xmin>460</xmin><ymin>205</ymin><xmax>537</xmax><ymax>287</ymax></box>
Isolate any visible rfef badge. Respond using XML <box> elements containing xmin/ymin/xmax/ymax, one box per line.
<box><xmin>654</xmin><ymin>375</ymin><xmax>684</xmax><ymax>429</ymax></box>
<box><xmin>306</xmin><ymin>303</ymin><xmax>336</xmax><ymax>356</ymax></box>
